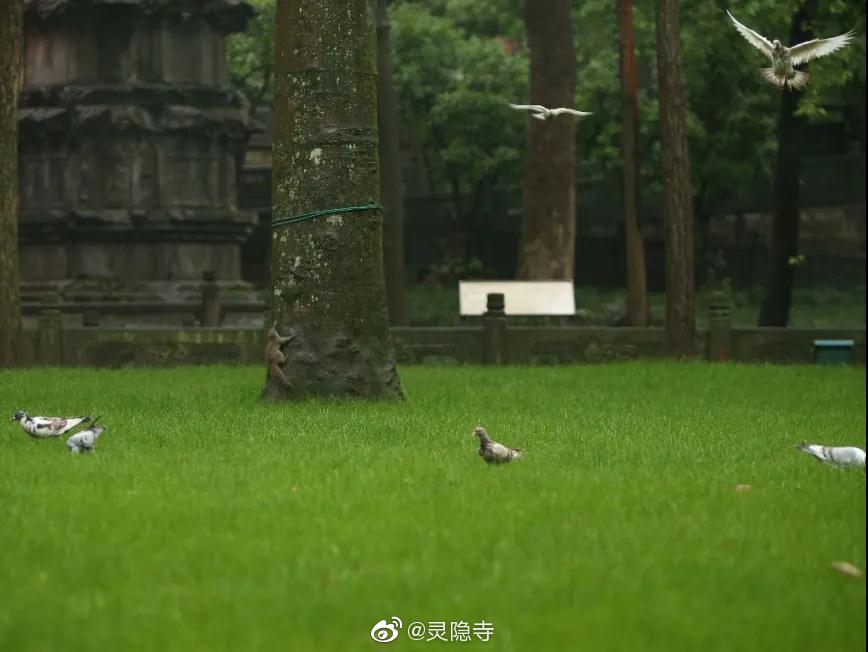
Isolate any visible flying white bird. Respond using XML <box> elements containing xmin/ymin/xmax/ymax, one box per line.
<box><xmin>12</xmin><ymin>411</ymin><xmax>93</xmax><ymax>439</ymax></box>
<box><xmin>726</xmin><ymin>10</ymin><xmax>854</xmax><ymax>90</ymax></box>
<box><xmin>67</xmin><ymin>424</ymin><xmax>106</xmax><ymax>455</ymax></box>
<box><xmin>796</xmin><ymin>443</ymin><xmax>866</xmax><ymax>469</ymax></box>
<box><xmin>473</xmin><ymin>426</ymin><xmax>523</xmax><ymax>464</ymax></box>
<box><xmin>509</xmin><ymin>104</ymin><xmax>592</xmax><ymax>121</ymax></box>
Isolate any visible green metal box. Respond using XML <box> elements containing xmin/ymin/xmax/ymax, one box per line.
<box><xmin>813</xmin><ymin>339</ymin><xmax>854</xmax><ymax>366</ymax></box>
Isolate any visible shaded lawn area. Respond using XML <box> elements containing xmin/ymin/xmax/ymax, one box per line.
<box><xmin>0</xmin><ymin>363</ymin><xmax>865</xmax><ymax>651</ymax></box>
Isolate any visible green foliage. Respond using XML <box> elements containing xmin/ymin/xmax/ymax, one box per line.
<box><xmin>390</xmin><ymin>1</ymin><xmax>529</xmax><ymax>202</ymax></box>
<box><xmin>0</xmin><ymin>365</ymin><xmax>865</xmax><ymax>650</ymax></box>
<box><xmin>227</xmin><ymin>0</ymin><xmax>275</xmax><ymax>107</ymax></box>
<box><xmin>226</xmin><ymin>0</ymin><xmax>865</xmax><ymax>222</ymax></box>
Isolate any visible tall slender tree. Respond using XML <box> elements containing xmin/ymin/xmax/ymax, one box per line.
<box><xmin>617</xmin><ymin>0</ymin><xmax>649</xmax><ymax>327</ymax></box>
<box><xmin>655</xmin><ymin>0</ymin><xmax>695</xmax><ymax>356</ymax></box>
<box><xmin>0</xmin><ymin>0</ymin><xmax>23</xmax><ymax>367</ymax></box>
<box><xmin>758</xmin><ymin>0</ymin><xmax>817</xmax><ymax>327</ymax></box>
<box><xmin>516</xmin><ymin>0</ymin><xmax>577</xmax><ymax>280</ymax></box>
<box><xmin>377</xmin><ymin>0</ymin><xmax>407</xmax><ymax>326</ymax></box>
<box><xmin>266</xmin><ymin>0</ymin><xmax>403</xmax><ymax>399</ymax></box>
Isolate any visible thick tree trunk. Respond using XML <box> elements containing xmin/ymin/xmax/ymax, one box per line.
<box><xmin>617</xmin><ymin>0</ymin><xmax>649</xmax><ymax>327</ymax></box>
<box><xmin>266</xmin><ymin>0</ymin><xmax>403</xmax><ymax>399</ymax></box>
<box><xmin>517</xmin><ymin>0</ymin><xmax>577</xmax><ymax>280</ymax></box>
<box><xmin>377</xmin><ymin>0</ymin><xmax>406</xmax><ymax>326</ymax></box>
<box><xmin>0</xmin><ymin>0</ymin><xmax>23</xmax><ymax>367</ymax></box>
<box><xmin>655</xmin><ymin>0</ymin><xmax>695</xmax><ymax>356</ymax></box>
<box><xmin>758</xmin><ymin>0</ymin><xmax>816</xmax><ymax>327</ymax></box>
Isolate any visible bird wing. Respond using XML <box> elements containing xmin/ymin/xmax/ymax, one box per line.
<box><xmin>47</xmin><ymin>416</ymin><xmax>90</xmax><ymax>434</ymax></box>
<box><xmin>789</xmin><ymin>32</ymin><xmax>854</xmax><ymax>65</ymax></box>
<box><xmin>509</xmin><ymin>104</ymin><xmax>547</xmax><ymax>113</ymax></box>
<box><xmin>548</xmin><ymin>108</ymin><xmax>593</xmax><ymax>117</ymax></box>
<box><xmin>727</xmin><ymin>11</ymin><xmax>775</xmax><ymax>60</ymax></box>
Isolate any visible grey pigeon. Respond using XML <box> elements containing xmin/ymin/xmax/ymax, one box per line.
<box><xmin>796</xmin><ymin>443</ymin><xmax>865</xmax><ymax>469</ymax></box>
<box><xmin>473</xmin><ymin>426</ymin><xmax>523</xmax><ymax>464</ymax></box>
<box><xmin>508</xmin><ymin>103</ymin><xmax>592</xmax><ymax>121</ymax></box>
<box><xmin>727</xmin><ymin>10</ymin><xmax>854</xmax><ymax>90</ymax></box>
<box><xmin>12</xmin><ymin>410</ymin><xmax>92</xmax><ymax>439</ymax></box>
<box><xmin>67</xmin><ymin>424</ymin><xmax>105</xmax><ymax>455</ymax></box>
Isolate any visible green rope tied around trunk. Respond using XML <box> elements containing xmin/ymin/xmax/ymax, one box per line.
<box><xmin>270</xmin><ymin>203</ymin><xmax>381</xmax><ymax>229</ymax></box>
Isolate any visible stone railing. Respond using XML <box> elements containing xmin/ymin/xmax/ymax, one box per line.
<box><xmin>14</xmin><ymin>292</ymin><xmax>865</xmax><ymax>367</ymax></box>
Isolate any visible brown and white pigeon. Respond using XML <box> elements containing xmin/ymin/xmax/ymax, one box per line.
<box><xmin>473</xmin><ymin>426</ymin><xmax>523</xmax><ymax>464</ymax></box>
<box><xmin>796</xmin><ymin>443</ymin><xmax>866</xmax><ymax>469</ymax></box>
<box><xmin>12</xmin><ymin>411</ymin><xmax>93</xmax><ymax>439</ymax></box>
<box><xmin>67</xmin><ymin>424</ymin><xmax>105</xmax><ymax>455</ymax></box>
<box><xmin>727</xmin><ymin>10</ymin><xmax>854</xmax><ymax>90</ymax></box>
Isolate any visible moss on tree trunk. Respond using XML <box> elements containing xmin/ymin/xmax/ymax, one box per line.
<box><xmin>265</xmin><ymin>0</ymin><xmax>402</xmax><ymax>399</ymax></box>
<box><xmin>0</xmin><ymin>0</ymin><xmax>22</xmax><ymax>367</ymax></box>
<box><xmin>517</xmin><ymin>0</ymin><xmax>577</xmax><ymax>280</ymax></box>
<box><xmin>655</xmin><ymin>0</ymin><xmax>695</xmax><ymax>356</ymax></box>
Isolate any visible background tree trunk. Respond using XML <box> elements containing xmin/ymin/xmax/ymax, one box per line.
<box><xmin>516</xmin><ymin>0</ymin><xmax>577</xmax><ymax>280</ymax></box>
<box><xmin>0</xmin><ymin>0</ymin><xmax>23</xmax><ymax>367</ymax></box>
<box><xmin>377</xmin><ymin>0</ymin><xmax>407</xmax><ymax>326</ymax></box>
<box><xmin>618</xmin><ymin>0</ymin><xmax>649</xmax><ymax>327</ymax></box>
<box><xmin>758</xmin><ymin>0</ymin><xmax>817</xmax><ymax>327</ymax></box>
<box><xmin>266</xmin><ymin>0</ymin><xmax>403</xmax><ymax>400</ymax></box>
<box><xmin>655</xmin><ymin>0</ymin><xmax>695</xmax><ymax>356</ymax></box>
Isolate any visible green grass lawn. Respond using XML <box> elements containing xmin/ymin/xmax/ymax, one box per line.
<box><xmin>1</xmin><ymin>364</ymin><xmax>865</xmax><ymax>651</ymax></box>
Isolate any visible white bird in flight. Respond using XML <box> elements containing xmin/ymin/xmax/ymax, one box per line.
<box><xmin>726</xmin><ymin>10</ymin><xmax>854</xmax><ymax>91</ymax></box>
<box><xmin>509</xmin><ymin>104</ymin><xmax>592</xmax><ymax>121</ymax></box>
<box><xmin>796</xmin><ymin>443</ymin><xmax>865</xmax><ymax>469</ymax></box>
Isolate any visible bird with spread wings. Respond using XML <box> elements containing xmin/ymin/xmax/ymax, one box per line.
<box><xmin>726</xmin><ymin>10</ymin><xmax>854</xmax><ymax>91</ymax></box>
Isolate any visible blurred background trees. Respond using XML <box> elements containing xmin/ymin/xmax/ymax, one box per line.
<box><xmin>226</xmin><ymin>0</ymin><xmax>866</xmax><ymax>329</ymax></box>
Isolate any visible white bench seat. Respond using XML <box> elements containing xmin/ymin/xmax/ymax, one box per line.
<box><xmin>458</xmin><ymin>280</ymin><xmax>576</xmax><ymax>317</ymax></box>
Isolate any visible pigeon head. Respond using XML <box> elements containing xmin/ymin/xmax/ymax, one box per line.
<box><xmin>12</xmin><ymin>410</ymin><xmax>27</xmax><ymax>422</ymax></box>
<box><xmin>772</xmin><ymin>39</ymin><xmax>783</xmax><ymax>50</ymax></box>
<box><xmin>473</xmin><ymin>426</ymin><xmax>489</xmax><ymax>440</ymax></box>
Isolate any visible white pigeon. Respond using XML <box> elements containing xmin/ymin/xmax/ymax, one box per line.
<box><xmin>12</xmin><ymin>410</ymin><xmax>93</xmax><ymax>439</ymax></box>
<box><xmin>726</xmin><ymin>10</ymin><xmax>854</xmax><ymax>90</ymax></box>
<box><xmin>796</xmin><ymin>443</ymin><xmax>866</xmax><ymax>469</ymax></box>
<box><xmin>473</xmin><ymin>426</ymin><xmax>523</xmax><ymax>464</ymax></box>
<box><xmin>508</xmin><ymin>103</ymin><xmax>592</xmax><ymax>121</ymax></box>
<box><xmin>67</xmin><ymin>424</ymin><xmax>106</xmax><ymax>455</ymax></box>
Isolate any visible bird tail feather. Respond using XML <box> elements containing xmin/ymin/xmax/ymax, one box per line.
<box><xmin>760</xmin><ymin>68</ymin><xmax>786</xmax><ymax>88</ymax></box>
<box><xmin>787</xmin><ymin>70</ymin><xmax>810</xmax><ymax>91</ymax></box>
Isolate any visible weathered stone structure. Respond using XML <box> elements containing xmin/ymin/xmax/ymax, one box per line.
<box><xmin>18</xmin><ymin>0</ymin><xmax>257</xmax><ymax>322</ymax></box>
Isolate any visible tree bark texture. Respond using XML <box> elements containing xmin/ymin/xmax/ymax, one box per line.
<box><xmin>655</xmin><ymin>0</ymin><xmax>695</xmax><ymax>356</ymax></box>
<box><xmin>377</xmin><ymin>0</ymin><xmax>407</xmax><ymax>326</ymax></box>
<box><xmin>758</xmin><ymin>0</ymin><xmax>816</xmax><ymax>327</ymax></box>
<box><xmin>517</xmin><ymin>0</ymin><xmax>577</xmax><ymax>280</ymax></box>
<box><xmin>618</xmin><ymin>0</ymin><xmax>649</xmax><ymax>327</ymax></box>
<box><xmin>0</xmin><ymin>0</ymin><xmax>23</xmax><ymax>367</ymax></box>
<box><xmin>267</xmin><ymin>0</ymin><xmax>403</xmax><ymax>399</ymax></box>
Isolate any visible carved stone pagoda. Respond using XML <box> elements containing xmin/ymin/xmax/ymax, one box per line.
<box><xmin>19</xmin><ymin>0</ymin><xmax>258</xmax><ymax>324</ymax></box>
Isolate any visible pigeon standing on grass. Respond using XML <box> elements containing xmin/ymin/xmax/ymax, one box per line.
<box><xmin>508</xmin><ymin>104</ymin><xmax>592</xmax><ymax>121</ymax></box>
<box><xmin>67</xmin><ymin>423</ymin><xmax>105</xmax><ymax>455</ymax></box>
<box><xmin>473</xmin><ymin>426</ymin><xmax>523</xmax><ymax>465</ymax></box>
<box><xmin>726</xmin><ymin>10</ymin><xmax>854</xmax><ymax>90</ymax></box>
<box><xmin>12</xmin><ymin>411</ymin><xmax>92</xmax><ymax>439</ymax></box>
<box><xmin>796</xmin><ymin>443</ymin><xmax>866</xmax><ymax>469</ymax></box>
